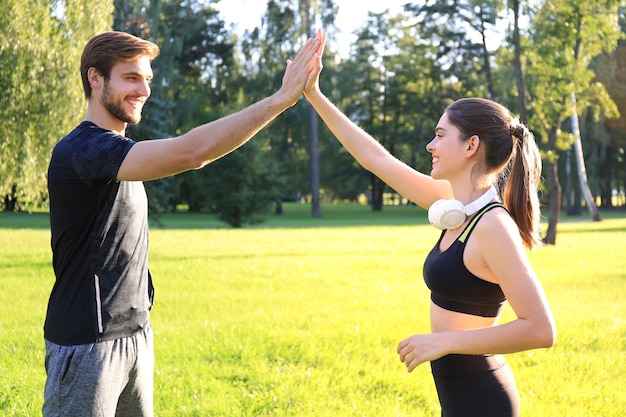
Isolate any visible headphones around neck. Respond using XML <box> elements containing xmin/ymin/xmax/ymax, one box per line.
<box><xmin>428</xmin><ymin>185</ymin><xmax>498</xmax><ymax>230</ymax></box>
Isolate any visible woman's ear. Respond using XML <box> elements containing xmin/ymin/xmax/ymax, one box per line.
<box><xmin>465</xmin><ymin>135</ymin><xmax>480</xmax><ymax>158</ymax></box>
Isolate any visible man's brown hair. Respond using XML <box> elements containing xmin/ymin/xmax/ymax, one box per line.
<box><xmin>80</xmin><ymin>31</ymin><xmax>160</xmax><ymax>99</ymax></box>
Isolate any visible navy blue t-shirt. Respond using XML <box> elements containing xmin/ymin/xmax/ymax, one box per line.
<box><xmin>45</xmin><ymin>121</ymin><xmax>153</xmax><ymax>345</ymax></box>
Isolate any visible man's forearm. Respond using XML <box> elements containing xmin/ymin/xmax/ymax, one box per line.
<box><xmin>179</xmin><ymin>91</ymin><xmax>295</xmax><ymax>168</ymax></box>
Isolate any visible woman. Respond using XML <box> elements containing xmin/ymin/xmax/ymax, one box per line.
<box><xmin>305</xmin><ymin>30</ymin><xmax>555</xmax><ymax>417</ymax></box>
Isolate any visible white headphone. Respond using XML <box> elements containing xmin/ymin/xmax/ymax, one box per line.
<box><xmin>428</xmin><ymin>185</ymin><xmax>498</xmax><ymax>230</ymax></box>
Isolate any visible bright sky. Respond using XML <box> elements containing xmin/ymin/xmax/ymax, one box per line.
<box><xmin>215</xmin><ymin>0</ymin><xmax>408</xmax><ymax>57</ymax></box>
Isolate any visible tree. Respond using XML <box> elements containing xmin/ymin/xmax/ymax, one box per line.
<box><xmin>565</xmin><ymin>2</ymin><xmax>622</xmax><ymax>221</ymax></box>
<box><xmin>203</xmin><ymin>106</ymin><xmax>283</xmax><ymax>227</ymax></box>
<box><xmin>303</xmin><ymin>0</ymin><xmax>322</xmax><ymax>217</ymax></box>
<box><xmin>113</xmin><ymin>0</ymin><xmax>240</xmax><ymax>218</ymax></box>
<box><xmin>238</xmin><ymin>0</ymin><xmax>339</xmax><ymax>218</ymax></box>
<box><xmin>0</xmin><ymin>0</ymin><xmax>112</xmax><ymax>210</ymax></box>
<box><xmin>239</xmin><ymin>0</ymin><xmax>309</xmax><ymax>217</ymax></box>
<box><xmin>570</xmin><ymin>92</ymin><xmax>602</xmax><ymax>221</ymax></box>
<box><xmin>510</xmin><ymin>0</ymin><xmax>529</xmax><ymax>123</ymax></box>
<box><xmin>405</xmin><ymin>0</ymin><xmax>505</xmax><ymax>99</ymax></box>
<box><xmin>595</xmin><ymin>42</ymin><xmax>626</xmax><ymax>205</ymax></box>
<box><xmin>337</xmin><ymin>3</ymin><xmax>498</xmax><ymax>211</ymax></box>
<box><xmin>345</xmin><ymin>11</ymin><xmax>401</xmax><ymax>211</ymax></box>
<box><xmin>525</xmin><ymin>0</ymin><xmax>620</xmax><ymax>243</ymax></box>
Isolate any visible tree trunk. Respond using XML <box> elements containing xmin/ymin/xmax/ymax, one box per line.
<box><xmin>544</xmin><ymin>125</ymin><xmax>562</xmax><ymax>245</ymax></box>
<box><xmin>478</xmin><ymin>5</ymin><xmax>496</xmax><ymax>100</ymax></box>
<box><xmin>308</xmin><ymin>96</ymin><xmax>321</xmax><ymax>218</ymax></box>
<box><xmin>623</xmin><ymin>155</ymin><xmax>626</xmax><ymax>208</ymax></box>
<box><xmin>570</xmin><ymin>92</ymin><xmax>602</xmax><ymax>221</ymax></box>
<box><xmin>600</xmin><ymin>145</ymin><xmax>613</xmax><ymax>208</ymax></box>
<box><xmin>565</xmin><ymin>149</ymin><xmax>582</xmax><ymax>215</ymax></box>
<box><xmin>370</xmin><ymin>174</ymin><xmax>384</xmax><ymax>212</ymax></box>
<box><xmin>275</xmin><ymin>197</ymin><xmax>283</xmax><ymax>215</ymax></box>
<box><xmin>305</xmin><ymin>1</ymin><xmax>321</xmax><ymax>218</ymax></box>
<box><xmin>512</xmin><ymin>0</ymin><xmax>527</xmax><ymax>123</ymax></box>
<box><xmin>543</xmin><ymin>159</ymin><xmax>561</xmax><ymax>245</ymax></box>
<box><xmin>2</xmin><ymin>185</ymin><xmax>18</xmax><ymax>212</ymax></box>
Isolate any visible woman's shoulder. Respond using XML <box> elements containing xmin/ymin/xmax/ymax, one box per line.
<box><xmin>473</xmin><ymin>205</ymin><xmax>525</xmax><ymax>249</ymax></box>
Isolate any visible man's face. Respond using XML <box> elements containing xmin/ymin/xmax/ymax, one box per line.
<box><xmin>99</xmin><ymin>57</ymin><xmax>153</xmax><ymax>124</ymax></box>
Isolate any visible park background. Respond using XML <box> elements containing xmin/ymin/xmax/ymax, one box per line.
<box><xmin>1</xmin><ymin>0</ymin><xmax>625</xmax><ymax>415</ymax></box>
<box><xmin>2</xmin><ymin>0</ymin><xmax>626</xmax><ymax>230</ymax></box>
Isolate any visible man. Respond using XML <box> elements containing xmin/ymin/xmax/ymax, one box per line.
<box><xmin>44</xmin><ymin>30</ymin><xmax>321</xmax><ymax>417</ymax></box>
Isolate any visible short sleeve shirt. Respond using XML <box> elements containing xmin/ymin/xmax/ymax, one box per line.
<box><xmin>45</xmin><ymin>121</ymin><xmax>153</xmax><ymax>345</ymax></box>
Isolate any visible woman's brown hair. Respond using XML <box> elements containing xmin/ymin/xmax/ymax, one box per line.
<box><xmin>445</xmin><ymin>98</ymin><xmax>542</xmax><ymax>249</ymax></box>
<box><xmin>80</xmin><ymin>31</ymin><xmax>160</xmax><ymax>99</ymax></box>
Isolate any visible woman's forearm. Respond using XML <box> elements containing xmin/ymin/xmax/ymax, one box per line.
<box><xmin>440</xmin><ymin>317</ymin><xmax>555</xmax><ymax>357</ymax></box>
<box><xmin>305</xmin><ymin>89</ymin><xmax>393</xmax><ymax>171</ymax></box>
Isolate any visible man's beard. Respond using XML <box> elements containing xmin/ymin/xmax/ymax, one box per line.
<box><xmin>100</xmin><ymin>79</ymin><xmax>142</xmax><ymax>124</ymax></box>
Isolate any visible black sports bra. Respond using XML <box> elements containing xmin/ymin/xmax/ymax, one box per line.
<box><xmin>423</xmin><ymin>203</ymin><xmax>506</xmax><ymax>317</ymax></box>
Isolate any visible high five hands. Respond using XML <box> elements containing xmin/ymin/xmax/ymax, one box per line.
<box><xmin>279</xmin><ymin>29</ymin><xmax>327</xmax><ymax>107</ymax></box>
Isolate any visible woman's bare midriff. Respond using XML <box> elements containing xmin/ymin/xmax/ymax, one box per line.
<box><xmin>430</xmin><ymin>302</ymin><xmax>499</xmax><ymax>333</ymax></box>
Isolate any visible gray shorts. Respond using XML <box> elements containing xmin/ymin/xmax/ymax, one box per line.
<box><xmin>43</xmin><ymin>324</ymin><xmax>154</xmax><ymax>417</ymax></box>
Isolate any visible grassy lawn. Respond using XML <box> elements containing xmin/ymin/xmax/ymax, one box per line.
<box><xmin>1</xmin><ymin>203</ymin><xmax>624</xmax><ymax>416</ymax></box>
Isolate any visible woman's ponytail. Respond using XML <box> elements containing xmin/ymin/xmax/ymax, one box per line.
<box><xmin>505</xmin><ymin>122</ymin><xmax>542</xmax><ymax>249</ymax></box>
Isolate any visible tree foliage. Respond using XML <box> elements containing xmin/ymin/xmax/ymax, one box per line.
<box><xmin>238</xmin><ymin>0</ymin><xmax>337</xmax><ymax>216</ymax></box>
<box><xmin>112</xmin><ymin>0</ymin><xmax>242</xmax><ymax>219</ymax></box>
<box><xmin>2</xmin><ymin>0</ymin><xmax>625</xmax><ymax>237</ymax></box>
<box><xmin>0</xmin><ymin>0</ymin><xmax>113</xmax><ymax>210</ymax></box>
<box><xmin>524</xmin><ymin>0</ymin><xmax>622</xmax><ymax>242</ymax></box>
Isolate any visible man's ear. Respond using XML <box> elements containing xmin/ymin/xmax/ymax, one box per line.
<box><xmin>87</xmin><ymin>67</ymin><xmax>103</xmax><ymax>90</ymax></box>
<box><xmin>465</xmin><ymin>135</ymin><xmax>480</xmax><ymax>158</ymax></box>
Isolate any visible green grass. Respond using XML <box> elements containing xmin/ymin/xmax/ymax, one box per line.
<box><xmin>1</xmin><ymin>203</ymin><xmax>625</xmax><ymax>416</ymax></box>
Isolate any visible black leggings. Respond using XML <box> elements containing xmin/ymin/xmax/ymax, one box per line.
<box><xmin>431</xmin><ymin>354</ymin><xmax>520</xmax><ymax>417</ymax></box>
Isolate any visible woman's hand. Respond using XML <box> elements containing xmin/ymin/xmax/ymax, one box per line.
<box><xmin>397</xmin><ymin>333</ymin><xmax>449</xmax><ymax>373</ymax></box>
<box><xmin>304</xmin><ymin>29</ymin><xmax>327</xmax><ymax>96</ymax></box>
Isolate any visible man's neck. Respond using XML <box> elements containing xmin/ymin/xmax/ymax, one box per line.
<box><xmin>84</xmin><ymin>101</ymin><xmax>127</xmax><ymax>135</ymax></box>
